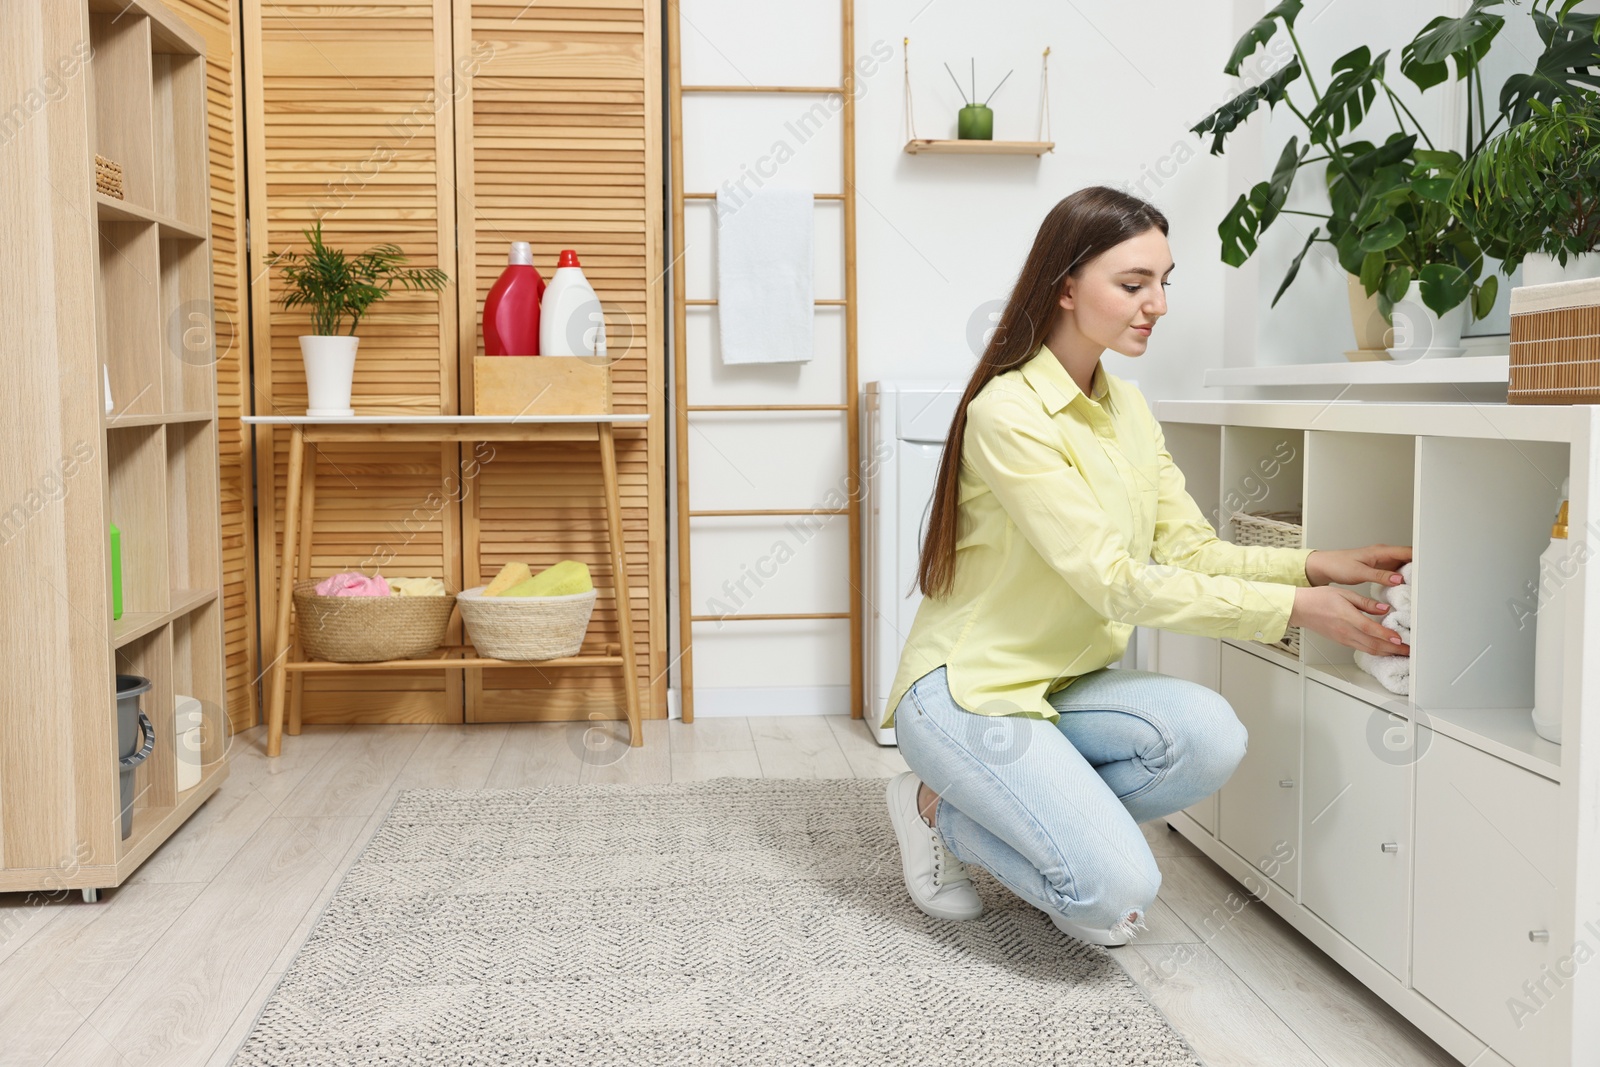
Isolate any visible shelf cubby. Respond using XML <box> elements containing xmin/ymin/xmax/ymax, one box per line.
<box><xmin>151</xmin><ymin>50</ymin><xmax>207</xmax><ymax>227</ymax></box>
<box><xmin>87</xmin><ymin>11</ymin><xmax>155</xmax><ymax>211</ymax></box>
<box><xmin>113</xmin><ymin>623</ymin><xmax>174</xmax><ymax>850</ymax></box>
<box><xmin>172</xmin><ymin>599</ymin><xmax>227</xmax><ymax>785</ymax></box>
<box><xmin>159</xmin><ymin>237</ymin><xmax>216</xmax><ymax>412</ymax></box>
<box><xmin>165</xmin><ymin>419</ymin><xmax>221</xmax><ymax>595</ymax></box>
<box><xmin>1218</xmin><ymin>424</ymin><xmax>1304</xmax><ymax>541</ymax></box>
<box><xmin>1413</xmin><ymin>436</ymin><xmax>1569</xmax><ymax>720</ymax></box>
<box><xmin>1161</xmin><ymin>422</ymin><xmax>1222</xmax><ymax>529</ymax></box>
<box><xmin>1301</xmin><ymin>431</ymin><xmax>1416</xmax><ymax>677</ymax></box>
<box><xmin>106</xmin><ymin>423</ymin><xmax>170</xmax><ymax>615</ymax></box>
<box><xmin>98</xmin><ymin>219</ymin><xmax>163</xmax><ymax>417</ymax></box>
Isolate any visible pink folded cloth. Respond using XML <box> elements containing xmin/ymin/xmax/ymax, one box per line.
<box><xmin>314</xmin><ymin>571</ymin><xmax>391</xmax><ymax>597</ymax></box>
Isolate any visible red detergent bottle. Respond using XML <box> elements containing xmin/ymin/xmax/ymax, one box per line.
<box><xmin>483</xmin><ymin>241</ymin><xmax>544</xmax><ymax>355</ymax></box>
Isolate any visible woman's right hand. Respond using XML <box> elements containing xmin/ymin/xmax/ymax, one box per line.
<box><xmin>1288</xmin><ymin>587</ymin><xmax>1409</xmax><ymax>656</ymax></box>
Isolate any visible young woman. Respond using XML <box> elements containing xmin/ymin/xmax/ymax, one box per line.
<box><xmin>882</xmin><ymin>185</ymin><xmax>1413</xmax><ymax>947</ymax></box>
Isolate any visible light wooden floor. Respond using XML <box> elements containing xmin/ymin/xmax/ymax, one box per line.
<box><xmin>0</xmin><ymin>715</ymin><xmax>1458</xmax><ymax>1067</ymax></box>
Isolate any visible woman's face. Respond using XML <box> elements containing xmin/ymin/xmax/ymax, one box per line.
<box><xmin>1058</xmin><ymin>227</ymin><xmax>1172</xmax><ymax>357</ymax></box>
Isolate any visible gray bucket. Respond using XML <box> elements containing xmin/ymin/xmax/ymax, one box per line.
<box><xmin>115</xmin><ymin>674</ymin><xmax>155</xmax><ymax>839</ymax></box>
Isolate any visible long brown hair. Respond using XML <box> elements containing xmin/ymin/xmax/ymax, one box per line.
<box><xmin>914</xmin><ymin>185</ymin><xmax>1169</xmax><ymax>600</ymax></box>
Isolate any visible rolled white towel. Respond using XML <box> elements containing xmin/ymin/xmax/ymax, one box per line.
<box><xmin>1354</xmin><ymin>611</ymin><xmax>1411</xmax><ymax>695</ymax></box>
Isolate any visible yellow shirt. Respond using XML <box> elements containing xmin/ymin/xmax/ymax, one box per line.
<box><xmin>881</xmin><ymin>342</ymin><xmax>1314</xmax><ymax>730</ymax></box>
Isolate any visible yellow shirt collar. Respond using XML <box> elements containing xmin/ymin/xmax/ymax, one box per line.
<box><xmin>1017</xmin><ymin>342</ymin><xmax>1111</xmax><ymax>416</ymax></box>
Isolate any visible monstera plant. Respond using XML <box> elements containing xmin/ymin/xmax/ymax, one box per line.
<box><xmin>1192</xmin><ymin>0</ymin><xmax>1597</xmax><ymax>325</ymax></box>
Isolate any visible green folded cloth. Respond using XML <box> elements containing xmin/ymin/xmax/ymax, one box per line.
<box><xmin>500</xmin><ymin>560</ymin><xmax>593</xmax><ymax>597</ymax></box>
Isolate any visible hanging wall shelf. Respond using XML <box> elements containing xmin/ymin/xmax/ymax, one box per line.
<box><xmin>902</xmin><ymin>42</ymin><xmax>1053</xmax><ymax>155</ymax></box>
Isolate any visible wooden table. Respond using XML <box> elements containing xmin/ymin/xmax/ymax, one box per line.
<box><xmin>243</xmin><ymin>414</ymin><xmax>649</xmax><ymax>757</ymax></box>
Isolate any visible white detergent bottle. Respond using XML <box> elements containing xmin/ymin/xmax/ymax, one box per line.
<box><xmin>1532</xmin><ymin>477</ymin><xmax>1572</xmax><ymax>744</ymax></box>
<box><xmin>539</xmin><ymin>249</ymin><xmax>606</xmax><ymax>357</ymax></box>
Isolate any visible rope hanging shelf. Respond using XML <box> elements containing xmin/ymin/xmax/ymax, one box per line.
<box><xmin>903</xmin><ymin>41</ymin><xmax>1054</xmax><ymax>156</ymax></box>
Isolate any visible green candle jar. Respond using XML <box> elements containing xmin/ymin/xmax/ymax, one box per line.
<box><xmin>957</xmin><ymin>104</ymin><xmax>993</xmax><ymax>140</ymax></box>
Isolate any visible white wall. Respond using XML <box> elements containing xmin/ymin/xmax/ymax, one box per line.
<box><xmin>668</xmin><ymin>0</ymin><xmax>1552</xmax><ymax>714</ymax></box>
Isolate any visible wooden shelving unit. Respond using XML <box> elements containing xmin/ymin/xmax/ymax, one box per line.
<box><xmin>1</xmin><ymin>0</ymin><xmax>228</xmax><ymax>899</ymax></box>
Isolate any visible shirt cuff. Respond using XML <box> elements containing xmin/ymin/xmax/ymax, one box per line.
<box><xmin>1236</xmin><ymin>581</ymin><xmax>1298</xmax><ymax>644</ymax></box>
<box><xmin>1284</xmin><ymin>546</ymin><xmax>1316</xmax><ymax>587</ymax></box>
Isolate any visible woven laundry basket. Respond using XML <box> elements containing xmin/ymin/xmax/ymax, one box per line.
<box><xmin>1509</xmin><ymin>276</ymin><xmax>1600</xmax><ymax>403</ymax></box>
<box><xmin>1228</xmin><ymin>508</ymin><xmax>1304</xmax><ymax>657</ymax></box>
<box><xmin>456</xmin><ymin>584</ymin><xmax>597</xmax><ymax>661</ymax></box>
<box><xmin>292</xmin><ymin>579</ymin><xmax>455</xmax><ymax>663</ymax></box>
<box><xmin>95</xmin><ymin>154</ymin><xmax>123</xmax><ymax>199</ymax></box>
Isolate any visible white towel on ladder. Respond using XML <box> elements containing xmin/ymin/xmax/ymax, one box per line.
<box><xmin>715</xmin><ymin>185</ymin><xmax>814</xmax><ymax>364</ymax></box>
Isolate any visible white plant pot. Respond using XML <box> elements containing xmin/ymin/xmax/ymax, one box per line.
<box><xmin>1386</xmin><ymin>280</ymin><xmax>1466</xmax><ymax>361</ymax></box>
<box><xmin>1521</xmin><ymin>251</ymin><xmax>1600</xmax><ymax>288</ymax></box>
<box><xmin>299</xmin><ymin>335</ymin><xmax>358</xmax><ymax>416</ymax></box>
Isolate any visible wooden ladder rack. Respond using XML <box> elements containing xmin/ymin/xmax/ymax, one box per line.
<box><xmin>666</xmin><ymin>1</ymin><xmax>863</xmax><ymax>723</ymax></box>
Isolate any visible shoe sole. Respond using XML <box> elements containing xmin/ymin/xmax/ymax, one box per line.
<box><xmin>886</xmin><ymin>774</ymin><xmax>983</xmax><ymax>922</ymax></box>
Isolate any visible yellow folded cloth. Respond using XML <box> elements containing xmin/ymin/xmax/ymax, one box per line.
<box><xmin>387</xmin><ymin>576</ymin><xmax>447</xmax><ymax>597</ymax></box>
<box><xmin>499</xmin><ymin>560</ymin><xmax>593</xmax><ymax>597</ymax></box>
<box><xmin>483</xmin><ymin>562</ymin><xmax>531</xmax><ymax>597</ymax></box>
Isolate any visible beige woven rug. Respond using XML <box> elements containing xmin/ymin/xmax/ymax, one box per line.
<box><xmin>230</xmin><ymin>779</ymin><xmax>1203</xmax><ymax>1065</ymax></box>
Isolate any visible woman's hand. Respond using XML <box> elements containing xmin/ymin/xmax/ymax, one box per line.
<box><xmin>1289</xmin><ymin>586</ymin><xmax>1409</xmax><ymax>656</ymax></box>
<box><xmin>1304</xmin><ymin>544</ymin><xmax>1412</xmax><ymax>589</ymax></box>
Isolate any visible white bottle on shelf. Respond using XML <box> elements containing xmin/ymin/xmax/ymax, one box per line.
<box><xmin>1532</xmin><ymin>478</ymin><xmax>1572</xmax><ymax>744</ymax></box>
<box><xmin>538</xmin><ymin>249</ymin><xmax>606</xmax><ymax>357</ymax></box>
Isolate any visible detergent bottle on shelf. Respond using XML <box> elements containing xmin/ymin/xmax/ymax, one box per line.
<box><xmin>482</xmin><ymin>241</ymin><xmax>544</xmax><ymax>355</ymax></box>
<box><xmin>1532</xmin><ymin>476</ymin><xmax>1573</xmax><ymax>744</ymax></box>
<box><xmin>539</xmin><ymin>249</ymin><xmax>606</xmax><ymax>357</ymax></box>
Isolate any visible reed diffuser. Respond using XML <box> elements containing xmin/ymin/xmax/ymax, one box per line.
<box><xmin>944</xmin><ymin>57</ymin><xmax>1011</xmax><ymax>140</ymax></box>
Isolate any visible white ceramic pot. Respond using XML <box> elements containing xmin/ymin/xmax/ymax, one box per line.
<box><xmin>1386</xmin><ymin>280</ymin><xmax>1466</xmax><ymax>361</ymax></box>
<box><xmin>299</xmin><ymin>335</ymin><xmax>359</xmax><ymax>416</ymax></box>
<box><xmin>1521</xmin><ymin>251</ymin><xmax>1600</xmax><ymax>287</ymax></box>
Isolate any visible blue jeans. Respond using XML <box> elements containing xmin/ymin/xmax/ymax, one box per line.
<box><xmin>894</xmin><ymin>664</ymin><xmax>1247</xmax><ymax>935</ymax></box>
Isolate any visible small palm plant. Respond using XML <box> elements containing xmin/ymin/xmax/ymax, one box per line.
<box><xmin>267</xmin><ymin>218</ymin><xmax>450</xmax><ymax>336</ymax></box>
<box><xmin>1451</xmin><ymin>95</ymin><xmax>1600</xmax><ymax>278</ymax></box>
<box><xmin>267</xmin><ymin>219</ymin><xmax>450</xmax><ymax>416</ymax></box>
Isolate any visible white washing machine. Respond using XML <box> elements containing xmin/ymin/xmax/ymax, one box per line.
<box><xmin>860</xmin><ymin>381</ymin><xmax>967</xmax><ymax>746</ymax></box>
<box><xmin>860</xmin><ymin>378</ymin><xmax>1148</xmax><ymax>747</ymax></box>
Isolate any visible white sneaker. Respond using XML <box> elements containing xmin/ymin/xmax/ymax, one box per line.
<box><xmin>886</xmin><ymin>771</ymin><xmax>983</xmax><ymax>921</ymax></box>
<box><xmin>1049</xmin><ymin>906</ymin><xmax>1145</xmax><ymax>946</ymax></box>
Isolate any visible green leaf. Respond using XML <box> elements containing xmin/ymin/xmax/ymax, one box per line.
<box><xmin>1192</xmin><ymin>58</ymin><xmax>1303</xmax><ymax>155</ymax></box>
<box><xmin>1419</xmin><ymin>262</ymin><xmax>1472</xmax><ymax>315</ymax></box>
<box><xmin>1498</xmin><ymin>10</ymin><xmax>1600</xmax><ymax>127</ymax></box>
<box><xmin>1307</xmin><ymin>47</ymin><xmax>1388</xmax><ymax>140</ymax></box>
<box><xmin>1218</xmin><ymin>193</ymin><xmax>1261</xmax><ymax>267</ymax></box>
<box><xmin>1384</xmin><ymin>264</ymin><xmax>1414</xmax><ymax>303</ymax></box>
<box><xmin>1412</xmin><ymin>177</ymin><xmax>1455</xmax><ymax>202</ymax></box>
<box><xmin>1360</xmin><ymin>249</ymin><xmax>1387</xmax><ymax>293</ymax></box>
<box><xmin>1224</xmin><ymin>0</ymin><xmax>1304</xmax><ymax>76</ymax></box>
<box><xmin>1472</xmin><ymin>274</ymin><xmax>1499</xmax><ymax>319</ymax></box>
<box><xmin>1358</xmin><ymin>217</ymin><xmax>1407</xmax><ymax>252</ymax></box>
<box><xmin>1271</xmin><ymin>226</ymin><xmax>1322</xmax><ymax>307</ymax></box>
<box><xmin>1402</xmin><ymin>1</ymin><xmax>1505</xmax><ymax>91</ymax></box>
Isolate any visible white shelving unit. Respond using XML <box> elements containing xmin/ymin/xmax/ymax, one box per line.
<box><xmin>1151</xmin><ymin>397</ymin><xmax>1597</xmax><ymax>1067</ymax></box>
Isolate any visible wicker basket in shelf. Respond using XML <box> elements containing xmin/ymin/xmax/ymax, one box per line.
<box><xmin>1228</xmin><ymin>508</ymin><xmax>1304</xmax><ymax>656</ymax></box>
<box><xmin>1509</xmin><ymin>277</ymin><xmax>1600</xmax><ymax>404</ymax></box>
<box><xmin>94</xmin><ymin>153</ymin><xmax>123</xmax><ymax>199</ymax></box>
<box><xmin>291</xmin><ymin>579</ymin><xmax>455</xmax><ymax>663</ymax></box>
<box><xmin>456</xmin><ymin>585</ymin><xmax>597</xmax><ymax>661</ymax></box>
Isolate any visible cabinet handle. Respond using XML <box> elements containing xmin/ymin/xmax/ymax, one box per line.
<box><xmin>1380</xmin><ymin>842</ymin><xmax>1399</xmax><ymax>853</ymax></box>
<box><xmin>1279</xmin><ymin>778</ymin><xmax>1295</xmax><ymax>788</ymax></box>
<box><xmin>1530</xmin><ymin>930</ymin><xmax>1549</xmax><ymax>943</ymax></box>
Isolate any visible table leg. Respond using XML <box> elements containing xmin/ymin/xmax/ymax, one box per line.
<box><xmin>266</xmin><ymin>426</ymin><xmax>305</xmax><ymax>757</ymax></box>
<box><xmin>288</xmin><ymin>442</ymin><xmax>317</xmax><ymax>736</ymax></box>
<box><xmin>598</xmin><ymin>423</ymin><xmax>642</xmax><ymax>746</ymax></box>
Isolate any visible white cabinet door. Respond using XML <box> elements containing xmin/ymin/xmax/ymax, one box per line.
<box><xmin>1218</xmin><ymin>643</ymin><xmax>1300</xmax><ymax>896</ymax></box>
<box><xmin>1412</xmin><ymin>728</ymin><xmax>1565</xmax><ymax>1067</ymax></box>
<box><xmin>1156</xmin><ymin>631</ymin><xmax>1221</xmax><ymax>833</ymax></box>
<box><xmin>1302</xmin><ymin>680</ymin><xmax>1410</xmax><ymax>980</ymax></box>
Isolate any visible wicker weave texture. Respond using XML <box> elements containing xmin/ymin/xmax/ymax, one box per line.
<box><xmin>292</xmin><ymin>580</ymin><xmax>454</xmax><ymax>663</ymax></box>
<box><xmin>457</xmin><ymin>585</ymin><xmax>597</xmax><ymax>661</ymax></box>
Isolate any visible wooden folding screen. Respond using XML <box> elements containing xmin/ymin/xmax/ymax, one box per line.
<box><xmin>243</xmin><ymin>0</ymin><xmax>664</xmax><ymax>724</ymax></box>
<box><xmin>167</xmin><ymin>0</ymin><xmax>256</xmax><ymax>735</ymax></box>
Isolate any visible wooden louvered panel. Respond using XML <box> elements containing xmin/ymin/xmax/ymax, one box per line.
<box><xmin>165</xmin><ymin>0</ymin><xmax>257</xmax><ymax>737</ymax></box>
<box><xmin>244</xmin><ymin>0</ymin><xmax>463</xmax><ymax>724</ymax></box>
<box><xmin>456</xmin><ymin>1</ymin><xmax>665</xmax><ymax>723</ymax></box>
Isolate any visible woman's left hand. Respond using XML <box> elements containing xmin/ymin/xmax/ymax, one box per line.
<box><xmin>1305</xmin><ymin>544</ymin><xmax>1412</xmax><ymax>589</ymax></box>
